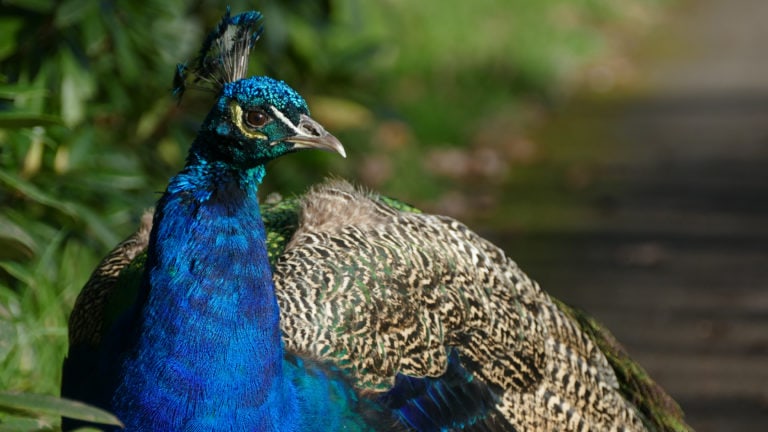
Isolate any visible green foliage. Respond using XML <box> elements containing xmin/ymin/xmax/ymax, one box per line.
<box><xmin>0</xmin><ymin>391</ymin><xmax>122</xmax><ymax>431</ymax></box>
<box><xmin>1</xmin><ymin>1</ymin><xmax>190</xmax><ymax>402</ymax></box>
<box><xmin>0</xmin><ymin>0</ymin><xmax>674</xmax><ymax>428</ymax></box>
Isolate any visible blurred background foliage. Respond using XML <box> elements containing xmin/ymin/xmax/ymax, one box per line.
<box><xmin>0</xmin><ymin>0</ymin><xmax>673</xmax><ymax>418</ymax></box>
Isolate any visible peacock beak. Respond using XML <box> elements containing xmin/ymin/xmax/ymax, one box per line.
<box><xmin>282</xmin><ymin>114</ymin><xmax>346</xmax><ymax>158</ymax></box>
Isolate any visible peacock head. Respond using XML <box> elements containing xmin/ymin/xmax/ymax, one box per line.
<box><xmin>195</xmin><ymin>75</ymin><xmax>345</xmax><ymax>168</ymax></box>
<box><xmin>179</xmin><ymin>8</ymin><xmax>345</xmax><ymax>168</ymax></box>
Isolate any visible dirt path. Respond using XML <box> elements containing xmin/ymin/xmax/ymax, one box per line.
<box><xmin>493</xmin><ymin>1</ymin><xmax>768</xmax><ymax>430</ymax></box>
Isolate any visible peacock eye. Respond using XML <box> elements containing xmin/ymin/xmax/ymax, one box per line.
<box><xmin>243</xmin><ymin>109</ymin><xmax>270</xmax><ymax>128</ymax></box>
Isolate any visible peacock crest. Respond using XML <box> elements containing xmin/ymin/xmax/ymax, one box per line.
<box><xmin>173</xmin><ymin>7</ymin><xmax>264</xmax><ymax>99</ymax></box>
<box><xmin>63</xmin><ymin>7</ymin><xmax>693</xmax><ymax>431</ymax></box>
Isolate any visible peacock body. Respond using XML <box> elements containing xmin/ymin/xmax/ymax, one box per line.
<box><xmin>61</xmin><ymin>9</ymin><xmax>691</xmax><ymax>432</ymax></box>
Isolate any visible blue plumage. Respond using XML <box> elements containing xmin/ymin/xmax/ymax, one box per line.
<box><xmin>383</xmin><ymin>351</ymin><xmax>502</xmax><ymax>431</ymax></box>
<box><xmin>114</xmin><ymin>166</ymin><xmax>275</xmax><ymax>429</ymax></box>
<box><xmin>63</xmin><ymin>8</ymin><xmax>690</xmax><ymax>432</ymax></box>
<box><xmin>107</xmin><ymin>158</ymin><xmax>367</xmax><ymax>430</ymax></box>
<box><xmin>63</xmin><ymin>13</ymin><xmax>369</xmax><ymax>429</ymax></box>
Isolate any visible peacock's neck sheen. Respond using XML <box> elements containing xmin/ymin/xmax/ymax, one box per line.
<box><xmin>111</xmin><ymin>158</ymin><xmax>299</xmax><ymax>430</ymax></box>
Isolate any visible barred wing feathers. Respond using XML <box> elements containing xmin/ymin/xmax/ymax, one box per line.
<box><xmin>276</xmin><ymin>181</ymin><xmax>647</xmax><ymax>431</ymax></box>
<box><xmin>66</xmin><ymin>180</ymin><xmax>689</xmax><ymax>431</ymax></box>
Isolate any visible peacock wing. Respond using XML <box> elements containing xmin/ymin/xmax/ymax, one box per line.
<box><xmin>273</xmin><ymin>180</ymin><xmax>655</xmax><ymax>431</ymax></box>
<box><xmin>64</xmin><ymin>180</ymin><xmax>690</xmax><ymax>431</ymax></box>
<box><xmin>67</xmin><ymin>212</ymin><xmax>152</xmax><ymax>350</ymax></box>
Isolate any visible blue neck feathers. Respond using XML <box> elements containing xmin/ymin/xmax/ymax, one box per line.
<box><xmin>102</xmin><ymin>140</ymin><xmax>379</xmax><ymax>431</ymax></box>
<box><xmin>111</xmin><ymin>148</ymin><xmax>300</xmax><ymax>430</ymax></box>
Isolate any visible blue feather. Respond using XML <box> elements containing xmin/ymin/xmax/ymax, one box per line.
<box><xmin>63</xmin><ymin>27</ymin><xmax>376</xmax><ymax>427</ymax></box>
<box><xmin>382</xmin><ymin>351</ymin><xmax>502</xmax><ymax>431</ymax></box>
<box><xmin>63</xmin><ymin>7</ymin><xmax>684</xmax><ymax>432</ymax></box>
<box><xmin>62</xmin><ymin>69</ymin><xmax>504</xmax><ymax>430</ymax></box>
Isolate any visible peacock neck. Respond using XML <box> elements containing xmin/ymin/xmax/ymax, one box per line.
<box><xmin>112</xmin><ymin>154</ymin><xmax>299</xmax><ymax>430</ymax></box>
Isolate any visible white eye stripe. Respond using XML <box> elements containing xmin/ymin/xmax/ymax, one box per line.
<box><xmin>268</xmin><ymin>105</ymin><xmax>302</xmax><ymax>135</ymax></box>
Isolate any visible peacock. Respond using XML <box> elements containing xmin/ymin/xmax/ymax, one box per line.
<box><xmin>61</xmin><ymin>9</ymin><xmax>692</xmax><ymax>432</ymax></box>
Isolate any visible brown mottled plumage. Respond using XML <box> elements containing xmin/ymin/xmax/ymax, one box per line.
<box><xmin>67</xmin><ymin>180</ymin><xmax>691</xmax><ymax>432</ymax></box>
<box><xmin>279</xmin><ymin>181</ymin><xmax>648</xmax><ymax>431</ymax></box>
<box><xmin>68</xmin><ymin>211</ymin><xmax>152</xmax><ymax>347</ymax></box>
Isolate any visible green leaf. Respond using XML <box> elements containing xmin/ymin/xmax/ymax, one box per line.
<box><xmin>0</xmin><ymin>414</ymin><xmax>53</xmax><ymax>432</ymax></box>
<box><xmin>1</xmin><ymin>0</ymin><xmax>55</xmax><ymax>13</ymax></box>
<box><xmin>0</xmin><ymin>113</ymin><xmax>62</xmax><ymax>129</ymax></box>
<box><xmin>0</xmin><ymin>392</ymin><xmax>122</xmax><ymax>427</ymax></box>
<box><xmin>0</xmin><ymin>215</ymin><xmax>38</xmax><ymax>260</ymax></box>
<box><xmin>0</xmin><ymin>18</ymin><xmax>23</xmax><ymax>62</ymax></box>
<box><xmin>0</xmin><ymin>320</ymin><xmax>14</xmax><ymax>363</ymax></box>
<box><xmin>0</xmin><ymin>171</ymin><xmax>77</xmax><ymax>218</ymax></box>
<box><xmin>0</xmin><ymin>84</ymin><xmax>48</xmax><ymax>100</ymax></box>
<box><xmin>59</xmin><ymin>49</ymin><xmax>95</xmax><ymax>127</ymax></box>
<box><xmin>55</xmin><ymin>0</ymin><xmax>97</xmax><ymax>28</ymax></box>
<box><xmin>0</xmin><ymin>261</ymin><xmax>35</xmax><ymax>287</ymax></box>
<box><xmin>69</xmin><ymin>204</ymin><xmax>119</xmax><ymax>249</ymax></box>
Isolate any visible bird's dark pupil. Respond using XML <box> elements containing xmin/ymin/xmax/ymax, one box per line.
<box><xmin>245</xmin><ymin>110</ymin><xmax>267</xmax><ymax>127</ymax></box>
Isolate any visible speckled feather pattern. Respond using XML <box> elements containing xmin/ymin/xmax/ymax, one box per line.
<box><xmin>62</xmin><ymin>58</ymin><xmax>391</xmax><ymax>428</ymax></box>
<box><xmin>67</xmin><ymin>211</ymin><xmax>153</xmax><ymax>347</ymax></box>
<box><xmin>224</xmin><ymin>77</ymin><xmax>308</xmax><ymax>118</ymax></box>
<box><xmin>276</xmin><ymin>181</ymin><xmax>648</xmax><ymax>432</ymax></box>
<box><xmin>65</xmin><ymin>180</ymin><xmax>690</xmax><ymax>431</ymax></box>
<box><xmin>59</xmin><ymin>8</ymin><xmax>684</xmax><ymax>430</ymax></box>
<box><xmin>63</xmin><ymin>6</ymin><xmax>692</xmax><ymax>424</ymax></box>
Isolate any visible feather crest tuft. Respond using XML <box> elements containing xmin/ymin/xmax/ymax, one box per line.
<box><xmin>173</xmin><ymin>7</ymin><xmax>264</xmax><ymax>99</ymax></box>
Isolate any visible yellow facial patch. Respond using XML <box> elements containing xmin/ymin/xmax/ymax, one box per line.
<box><xmin>230</xmin><ymin>103</ymin><xmax>268</xmax><ymax>140</ymax></box>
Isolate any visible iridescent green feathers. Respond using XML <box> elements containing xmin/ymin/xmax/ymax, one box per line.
<box><xmin>67</xmin><ymin>180</ymin><xmax>692</xmax><ymax>432</ymax></box>
<box><xmin>64</xmin><ymin>6</ymin><xmax>693</xmax><ymax>430</ymax></box>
